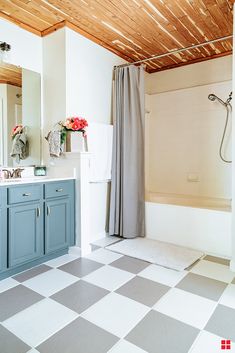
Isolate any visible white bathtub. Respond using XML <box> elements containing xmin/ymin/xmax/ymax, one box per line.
<box><xmin>145</xmin><ymin>192</ymin><xmax>232</xmax><ymax>258</ymax></box>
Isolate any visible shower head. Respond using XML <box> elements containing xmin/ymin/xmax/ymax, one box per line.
<box><xmin>208</xmin><ymin>93</ymin><xmax>227</xmax><ymax>106</ymax></box>
<box><xmin>208</xmin><ymin>94</ymin><xmax>217</xmax><ymax>101</ymax></box>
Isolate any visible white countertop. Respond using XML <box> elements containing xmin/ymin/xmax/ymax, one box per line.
<box><xmin>0</xmin><ymin>176</ymin><xmax>75</xmax><ymax>187</ymax></box>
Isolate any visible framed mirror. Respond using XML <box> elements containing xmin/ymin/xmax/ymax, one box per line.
<box><xmin>0</xmin><ymin>62</ymin><xmax>41</xmax><ymax>167</ymax></box>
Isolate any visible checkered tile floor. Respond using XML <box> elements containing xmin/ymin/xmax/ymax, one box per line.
<box><xmin>1</xmin><ymin>237</ymin><xmax>235</xmax><ymax>353</ymax></box>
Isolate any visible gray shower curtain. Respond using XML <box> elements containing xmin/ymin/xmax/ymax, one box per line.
<box><xmin>109</xmin><ymin>65</ymin><xmax>145</xmax><ymax>238</ymax></box>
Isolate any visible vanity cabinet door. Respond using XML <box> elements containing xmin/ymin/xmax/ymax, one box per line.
<box><xmin>0</xmin><ymin>208</ymin><xmax>7</xmax><ymax>272</ymax></box>
<box><xmin>8</xmin><ymin>203</ymin><xmax>43</xmax><ymax>267</ymax></box>
<box><xmin>45</xmin><ymin>198</ymin><xmax>70</xmax><ymax>254</ymax></box>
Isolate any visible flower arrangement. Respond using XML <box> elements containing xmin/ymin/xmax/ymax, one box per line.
<box><xmin>12</xmin><ymin>124</ymin><xmax>23</xmax><ymax>139</ymax></box>
<box><xmin>60</xmin><ymin>117</ymin><xmax>88</xmax><ymax>145</ymax></box>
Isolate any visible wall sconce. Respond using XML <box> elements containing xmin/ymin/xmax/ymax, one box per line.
<box><xmin>0</xmin><ymin>41</ymin><xmax>11</xmax><ymax>62</ymax></box>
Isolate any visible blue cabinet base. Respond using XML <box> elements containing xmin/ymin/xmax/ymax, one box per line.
<box><xmin>0</xmin><ymin>248</ymin><xmax>68</xmax><ymax>281</ymax></box>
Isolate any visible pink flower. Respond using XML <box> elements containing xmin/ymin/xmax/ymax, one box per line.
<box><xmin>63</xmin><ymin>116</ymin><xmax>88</xmax><ymax>134</ymax></box>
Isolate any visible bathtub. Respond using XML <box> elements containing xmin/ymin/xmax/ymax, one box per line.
<box><xmin>145</xmin><ymin>192</ymin><xmax>232</xmax><ymax>258</ymax></box>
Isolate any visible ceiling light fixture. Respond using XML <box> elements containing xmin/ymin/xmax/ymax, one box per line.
<box><xmin>0</xmin><ymin>41</ymin><xmax>11</xmax><ymax>62</ymax></box>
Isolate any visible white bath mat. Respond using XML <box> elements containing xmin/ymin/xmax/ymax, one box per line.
<box><xmin>106</xmin><ymin>238</ymin><xmax>204</xmax><ymax>271</ymax></box>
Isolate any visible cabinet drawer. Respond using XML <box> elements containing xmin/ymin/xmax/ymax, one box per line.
<box><xmin>8</xmin><ymin>184</ymin><xmax>42</xmax><ymax>204</ymax></box>
<box><xmin>0</xmin><ymin>188</ymin><xmax>7</xmax><ymax>208</ymax></box>
<box><xmin>45</xmin><ymin>181</ymin><xmax>74</xmax><ymax>199</ymax></box>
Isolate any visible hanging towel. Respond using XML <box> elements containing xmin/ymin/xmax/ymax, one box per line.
<box><xmin>10</xmin><ymin>131</ymin><xmax>29</xmax><ymax>163</ymax></box>
<box><xmin>88</xmin><ymin>123</ymin><xmax>113</xmax><ymax>182</ymax></box>
<box><xmin>45</xmin><ymin>130</ymin><xmax>62</xmax><ymax>158</ymax></box>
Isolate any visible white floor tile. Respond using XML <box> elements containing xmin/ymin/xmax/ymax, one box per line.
<box><xmin>108</xmin><ymin>339</ymin><xmax>148</xmax><ymax>353</ymax></box>
<box><xmin>23</xmin><ymin>269</ymin><xmax>78</xmax><ymax>296</ymax></box>
<box><xmin>81</xmin><ymin>292</ymin><xmax>149</xmax><ymax>338</ymax></box>
<box><xmin>27</xmin><ymin>350</ymin><xmax>40</xmax><ymax>353</ymax></box>
<box><xmin>44</xmin><ymin>254</ymin><xmax>80</xmax><ymax>268</ymax></box>
<box><xmin>219</xmin><ymin>284</ymin><xmax>235</xmax><ymax>309</ymax></box>
<box><xmin>0</xmin><ymin>277</ymin><xmax>19</xmax><ymax>293</ymax></box>
<box><xmin>138</xmin><ymin>264</ymin><xmax>187</xmax><ymax>287</ymax></box>
<box><xmin>153</xmin><ymin>288</ymin><xmax>217</xmax><ymax>329</ymax></box>
<box><xmin>3</xmin><ymin>298</ymin><xmax>78</xmax><ymax>347</ymax></box>
<box><xmin>190</xmin><ymin>260</ymin><xmax>234</xmax><ymax>283</ymax></box>
<box><xmin>85</xmin><ymin>248</ymin><xmax>123</xmax><ymax>264</ymax></box>
<box><xmin>83</xmin><ymin>265</ymin><xmax>135</xmax><ymax>291</ymax></box>
<box><xmin>189</xmin><ymin>330</ymin><xmax>235</xmax><ymax>353</ymax></box>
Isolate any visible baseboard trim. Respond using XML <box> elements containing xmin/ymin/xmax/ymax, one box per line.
<box><xmin>230</xmin><ymin>260</ymin><xmax>235</xmax><ymax>272</ymax></box>
<box><xmin>69</xmin><ymin>246</ymin><xmax>81</xmax><ymax>256</ymax></box>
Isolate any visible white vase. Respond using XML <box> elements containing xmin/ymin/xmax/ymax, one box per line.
<box><xmin>65</xmin><ymin>131</ymin><xmax>86</xmax><ymax>152</ymax></box>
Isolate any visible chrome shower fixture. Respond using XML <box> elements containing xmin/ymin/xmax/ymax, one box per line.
<box><xmin>208</xmin><ymin>93</ymin><xmax>217</xmax><ymax>101</ymax></box>
<box><xmin>208</xmin><ymin>92</ymin><xmax>232</xmax><ymax>106</ymax></box>
<box><xmin>208</xmin><ymin>91</ymin><xmax>232</xmax><ymax>163</ymax></box>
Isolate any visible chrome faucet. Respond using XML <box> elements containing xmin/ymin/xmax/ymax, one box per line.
<box><xmin>2</xmin><ymin>168</ymin><xmax>24</xmax><ymax>179</ymax></box>
<box><xmin>12</xmin><ymin>168</ymin><xmax>24</xmax><ymax>178</ymax></box>
<box><xmin>2</xmin><ymin>169</ymin><xmax>11</xmax><ymax>179</ymax></box>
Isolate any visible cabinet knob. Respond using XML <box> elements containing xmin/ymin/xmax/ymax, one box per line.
<box><xmin>47</xmin><ymin>206</ymin><xmax>51</xmax><ymax>216</ymax></box>
<box><xmin>56</xmin><ymin>188</ymin><xmax>63</xmax><ymax>192</ymax></box>
<box><xmin>23</xmin><ymin>193</ymin><xmax>31</xmax><ymax>197</ymax></box>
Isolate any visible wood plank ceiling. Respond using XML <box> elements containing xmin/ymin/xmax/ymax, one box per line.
<box><xmin>0</xmin><ymin>0</ymin><xmax>233</xmax><ymax>72</ymax></box>
<box><xmin>0</xmin><ymin>62</ymin><xmax>22</xmax><ymax>86</ymax></box>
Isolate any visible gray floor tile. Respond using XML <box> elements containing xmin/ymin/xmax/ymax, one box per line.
<box><xmin>37</xmin><ymin>317</ymin><xmax>118</xmax><ymax>353</ymax></box>
<box><xmin>59</xmin><ymin>258</ymin><xmax>103</xmax><ymax>278</ymax></box>
<box><xmin>91</xmin><ymin>245</ymin><xmax>101</xmax><ymax>251</ymax></box>
<box><xmin>110</xmin><ymin>256</ymin><xmax>150</xmax><ymax>274</ymax></box>
<box><xmin>126</xmin><ymin>310</ymin><xmax>199</xmax><ymax>353</ymax></box>
<box><xmin>0</xmin><ymin>285</ymin><xmax>44</xmax><ymax>321</ymax></box>
<box><xmin>13</xmin><ymin>265</ymin><xmax>52</xmax><ymax>283</ymax></box>
<box><xmin>205</xmin><ymin>304</ymin><xmax>235</xmax><ymax>341</ymax></box>
<box><xmin>204</xmin><ymin>255</ymin><xmax>230</xmax><ymax>266</ymax></box>
<box><xmin>116</xmin><ymin>276</ymin><xmax>170</xmax><ymax>307</ymax></box>
<box><xmin>0</xmin><ymin>324</ymin><xmax>30</xmax><ymax>353</ymax></box>
<box><xmin>176</xmin><ymin>272</ymin><xmax>227</xmax><ymax>301</ymax></box>
<box><xmin>51</xmin><ymin>280</ymin><xmax>109</xmax><ymax>314</ymax></box>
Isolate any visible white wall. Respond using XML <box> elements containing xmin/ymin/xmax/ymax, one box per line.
<box><xmin>231</xmin><ymin>10</ymin><xmax>235</xmax><ymax>271</ymax></box>
<box><xmin>65</xmin><ymin>28</ymin><xmax>125</xmax><ymax>123</ymax></box>
<box><xmin>146</xmin><ymin>55</ymin><xmax>232</xmax><ymax>94</ymax></box>
<box><xmin>0</xmin><ymin>19</ymin><xmax>42</xmax><ymax>73</ymax></box>
<box><xmin>146</xmin><ymin>81</ymin><xmax>232</xmax><ymax>199</ymax></box>
<box><xmin>43</xmin><ymin>27</ymin><xmax>125</xmax><ymax>243</ymax></box>
<box><xmin>145</xmin><ymin>57</ymin><xmax>232</xmax><ymax>200</ymax></box>
<box><xmin>65</xmin><ymin>28</ymin><xmax>125</xmax><ymax>242</ymax></box>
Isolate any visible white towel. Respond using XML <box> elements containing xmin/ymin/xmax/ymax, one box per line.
<box><xmin>87</xmin><ymin>123</ymin><xmax>113</xmax><ymax>182</ymax></box>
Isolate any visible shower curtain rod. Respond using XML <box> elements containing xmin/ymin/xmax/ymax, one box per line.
<box><xmin>114</xmin><ymin>34</ymin><xmax>233</xmax><ymax>69</ymax></box>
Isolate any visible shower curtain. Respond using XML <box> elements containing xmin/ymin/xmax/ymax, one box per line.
<box><xmin>109</xmin><ymin>65</ymin><xmax>145</xmax><ymax>238</ymax></box>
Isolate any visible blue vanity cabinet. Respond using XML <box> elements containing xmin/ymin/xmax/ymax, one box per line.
<box><xmin>45</xmin><ymin>180</ymin><xmax>75</xmax><ymax>249</ymax></box>
<box><xmin>8</xmin><ymin>202</ymin><xmax>43</xmax><ymax>267</ymax></box>
<box><xmin>0</xmin><ymin>188</ymin><xmax>7</xmax><ymax>272</ymax></box>
<box><xmin>7</xmin><ymin>184</ymin><xmax>43</xmax><ymax>268</ymax></box>
<box><xmin>0</xmin><ymin>179</ymin><xmax>75</xmax><ymax>280</ymax></box>
<box><xmin>45</xmin><ymin>197</ymin><xmax>70</xmax><ymax>254</ymax></box>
